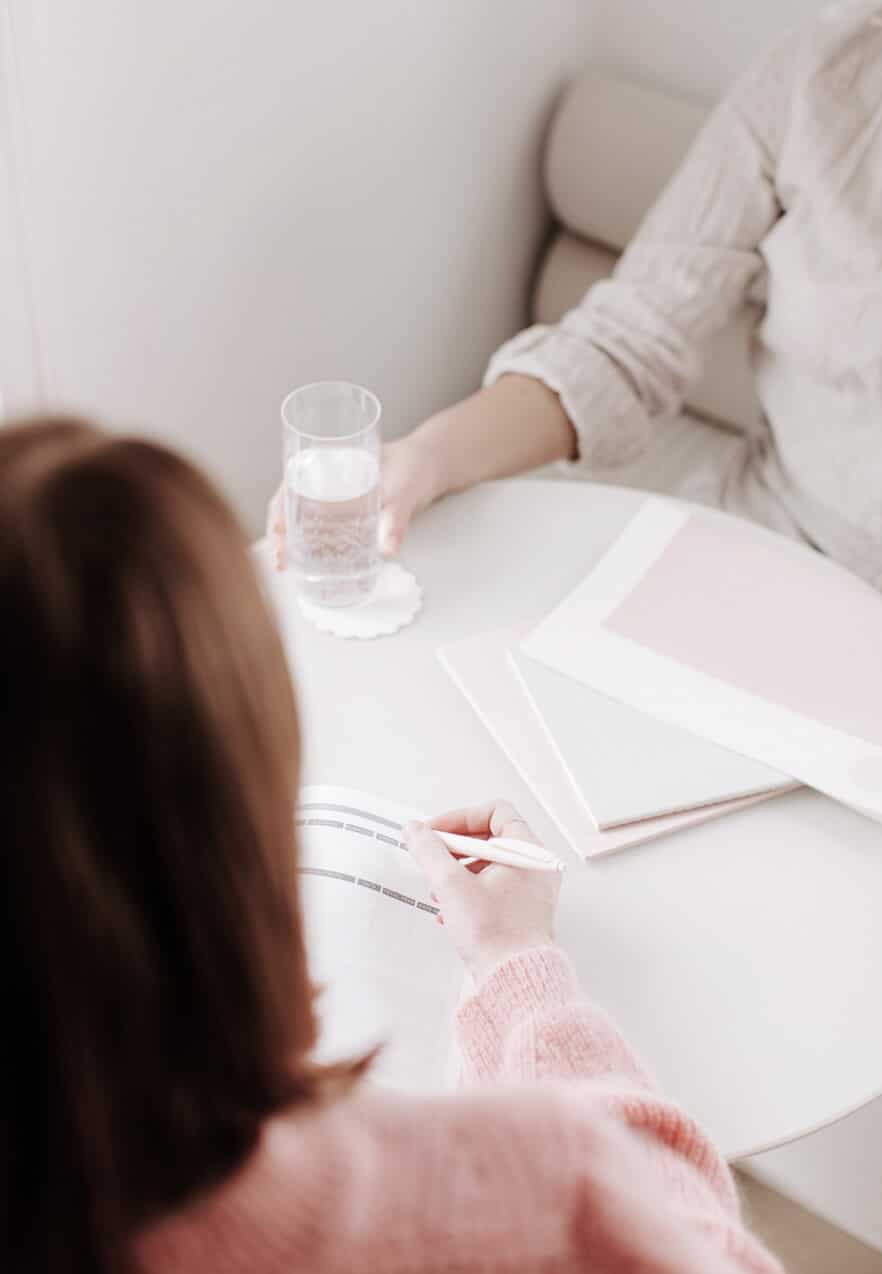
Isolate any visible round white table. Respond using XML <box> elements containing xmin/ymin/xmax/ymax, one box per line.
<box><xmin>258</xmin><ymin>479</ymin><xmax>882</xmax><ymax>1161</ymax></box>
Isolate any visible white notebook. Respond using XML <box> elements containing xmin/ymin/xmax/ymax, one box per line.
<box><xmin>438</xmin><ymin>628</ymin><xmax>595</xmax><ymax>854</ymax></box>
<box><xmin>297</xmin><ymin>785</ymin><xmax>465</xmax><ymax>1092</ymax></box>
<box><xmin>523</xmin><ymin>498</ymin><xmax>882</xmax><ymax>822</ymax></box>
<box><xmin>509</xmin><ymin>648</ymin><xmax>792</xmax><ymax>828</ymax></box>
<box><xmin>438</xmin><ymin>627</ymin><xmax>788</xmax><ymax>857</ymax></box>
<box><xmin>297</xmin><ymin>782</ymin><xmax>786</xmax><ymax>1100</ymax></box>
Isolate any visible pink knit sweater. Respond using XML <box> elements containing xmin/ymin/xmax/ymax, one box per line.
<box><xmin>136</xmin><ymin>948</ymin><xmax>782</xmax><ymax>1272</ymax></box>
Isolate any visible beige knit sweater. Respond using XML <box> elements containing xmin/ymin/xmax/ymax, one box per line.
<box><xmin>487</xmin><ymin>1</ymin><xmax>882</xmax><ymax>589</ymax></box>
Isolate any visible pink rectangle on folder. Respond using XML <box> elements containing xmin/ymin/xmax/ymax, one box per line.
<box><xmin>604</xmin><ymin>517</ymin><xmax>882</xmax><ymax>748</ymax></box>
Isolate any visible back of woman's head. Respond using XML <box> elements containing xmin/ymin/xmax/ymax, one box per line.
<box><xmin>0</xmin><ymin>419</ymin><xmax>322</xmax><ymax>1274</ymax></box>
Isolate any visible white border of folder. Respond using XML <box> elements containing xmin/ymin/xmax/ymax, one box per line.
<box><xmin>522</xmin><ymin>499</ymin><xmax>882</xmax><ymax>824</ymax></box>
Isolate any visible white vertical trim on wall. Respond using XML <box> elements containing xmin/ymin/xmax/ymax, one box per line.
<box><xmin>0</xmin><ymin>0</ymin><xmax>49</xmax><ymax>414</ymax></box>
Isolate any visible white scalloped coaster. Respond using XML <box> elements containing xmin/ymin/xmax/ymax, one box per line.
<box><xmin>297</xmin><ymin>562</ymin><xmax>423</xmax><ymax>639</ymax></box>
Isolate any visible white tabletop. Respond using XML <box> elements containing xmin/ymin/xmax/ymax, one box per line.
<box><xmin>258</xmin><ymin>479</ymin><xmax>882</xmax><ymax>1161</ymax></box>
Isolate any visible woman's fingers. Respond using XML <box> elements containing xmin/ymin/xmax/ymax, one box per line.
<box><xmin>404</xmin><ymin>822</ymin><xmax>466</xmax><ymax>893</ymax></box>
<box><xmin>491</xmin><ymin>805</ymin><xmax>538</xmax><ymax>844</ymax></box>
<box><xmin>378</xmin><ymin>439</ymin><xmax>424</xmax><ymax>557</ymax></box>
<box><xmin>430</xmin><ymin>800</ymin><xmax>539</xmax><ymax>846</ymax></box>
<box><xmin>430</xmin><ymin>802</ymin><xmax>501</xmax><ymax>839</ymax></box>
<box><xmin>378</xmin><ymin>503</ymin><xmax>410</xmax><ymax>558</ymax></box>
<box><xmin>266</xmin><ymin>487</ymin><xmax>287</xmax><ymax>572</ymax></box>
<box><xmin>407</xmin><ymin>816</ymin><xmax>558</xmax><ymax>981</ymax></box>
<box><xmin>379</xmin><ymin>433</ymin><xmax>448</xmax><ymax>557</ymax></box>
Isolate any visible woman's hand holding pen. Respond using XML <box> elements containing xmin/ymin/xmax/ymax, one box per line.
<box><xmin>405</xmin><ymin>801</ymin><xmax>561</xmax><ymax>984</ymax></box>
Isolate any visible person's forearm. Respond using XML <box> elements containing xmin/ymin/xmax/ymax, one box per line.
<box><xmin>456</xmin><ymin>947</ymin><xmax>750</xmax><ymax>1240</ymax></box>
<box><xmin>415</xmin><ymin>375</ymin><xmax>577</xmax><ymax>499</ymax></box>
<box><xmin>456</xmin><ymin>947</ymin><xmax>653</xmax><ymax>1090</ymax></box>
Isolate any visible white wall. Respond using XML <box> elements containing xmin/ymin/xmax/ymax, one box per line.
<box><xmin>590</xmin><ymin>0</ymin><xmax>882</xmax><ymax>1250</ymax></box>
<box><xmin>1</xmin><ymin>0</ymin><xmax>591</xmax><ymax>530</ymax></box>
<box><xmin>0</xmin><ymin>4</ymin><xmax>45</xmax><ymax>411</ymax></box>
<box><xmin>592</xmin><ymin>0</ymin><xmax>822</xmax><ymax>101</ymax></box>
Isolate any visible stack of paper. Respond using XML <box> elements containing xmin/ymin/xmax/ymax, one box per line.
<box><xmin>508</xmin><ymin>649</ymin><xmax>789</xmax><ymax>829</ymax></box>
<box><xmin>440</xmin><ymin>494</ymin><xmax>882</xmax><ymax>859</ymax></box>
<box><xmin>438</xmin><ymin>624</ymin><xmax>794</xmax><ymax>861</ymax></box>
<box><xmin>522</xmin><ymin>497</ymin><xmax>882</xmax><ymax>827</ymax></box>
<box><xmin>435</xmin><ymin>492</ymin><xmax>882</xmax><ymax>858</ymax></box>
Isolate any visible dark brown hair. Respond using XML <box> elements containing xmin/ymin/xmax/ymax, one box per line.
<box><xmin>0</xmin><ymin>418</ymin><xmax>359</xmax><ymax>1274</ymax></box>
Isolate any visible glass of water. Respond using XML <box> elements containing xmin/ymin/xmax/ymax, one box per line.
<box><xmin>282</xmin><ymin>381</ymin><xmax>382</xmax><ymax>608</ymax></box>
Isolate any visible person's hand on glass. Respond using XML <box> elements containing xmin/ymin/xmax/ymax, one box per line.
<box><xmin>266</xmin><ymin>432</ymin><xmax>444</xmax><ymax>571</ymax></box>
<box><xmin>267</xmin><ymin>376</ymin><xmax>575</xmax><ymax>570</ymax></box>
<box><xmin>405</xmin><ymin>801</ymin><xmax>561</xmax><ymax>985</ymax></box>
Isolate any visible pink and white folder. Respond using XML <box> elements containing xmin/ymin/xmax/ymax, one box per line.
<box><xmin>523</xmin><ymin>498</ymin><xmax>882</xmax><ymax>825</ymax></box>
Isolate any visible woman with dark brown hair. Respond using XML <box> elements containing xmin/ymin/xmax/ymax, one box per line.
<box><xmin>0</xmin><ymin>418</ymin><xmax>781</xmax><ymax>1274</ymax></box>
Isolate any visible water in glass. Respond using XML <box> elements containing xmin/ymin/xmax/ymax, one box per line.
<box><xmin>286</xmin><ymin>445</ymin><xmax>381</xmax><ymax>607</ymax></box>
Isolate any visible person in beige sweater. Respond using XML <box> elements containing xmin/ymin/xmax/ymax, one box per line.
<box><xmin>270</xmin><ymin>3</ymin><xmax>882</xmax><ymax>589</ymax></box>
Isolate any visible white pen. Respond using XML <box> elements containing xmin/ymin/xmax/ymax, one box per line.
<box><xmin>434</xmin><ymin>829</ymin><xmax>565</xmax><ymax>874</ymax></box>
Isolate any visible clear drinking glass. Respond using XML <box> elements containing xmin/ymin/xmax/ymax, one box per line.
<box><xmin>282</xmin><ymin>381</ymin><xmax>382</xmax><ymax>608</ymax></box>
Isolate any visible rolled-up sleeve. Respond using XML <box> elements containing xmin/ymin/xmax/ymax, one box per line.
<box><xmin>485</xmin><ymin>30</ymin><xmax>800</xmax><ymax>471</ymax></box>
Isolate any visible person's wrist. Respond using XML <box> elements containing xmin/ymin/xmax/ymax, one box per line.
<box><xmin>405</xmin><ymin>415</ymin><xmax>457</xmax><ymax>501</ymax></box>
<box><xmin>467</xmin><ymin>933</ymin><xmax>555</xmax><ymax>986</ymax></box>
